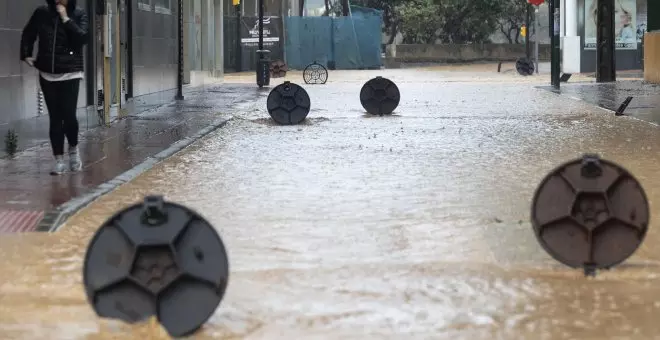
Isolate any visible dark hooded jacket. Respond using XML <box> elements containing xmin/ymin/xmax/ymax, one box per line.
<box><xmin>20</xmin><ymin>0</ymin><xmax>88</xmax><ymax>74</ymax></box>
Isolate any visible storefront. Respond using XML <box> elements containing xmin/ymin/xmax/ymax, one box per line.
<box><xmin>561</xmin><ymin>0</ymin><xmax>648</xmax><ymax>73</ymax></box>
<box><xmin>223</xmin><ymin>0</ymin><xmax>286</xmax><ymax>72</ymax></box>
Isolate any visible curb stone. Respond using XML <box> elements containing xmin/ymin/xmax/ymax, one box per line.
<box><xmin>36</xmin><ymin>117</ymin><xmax>232</xmax><ymax>232</ymax></box>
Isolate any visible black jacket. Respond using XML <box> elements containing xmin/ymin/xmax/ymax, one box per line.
<box><xmin>20</xmin><ymin>0</ymin><xmax>88</xmax><ymax>74</ymax></box>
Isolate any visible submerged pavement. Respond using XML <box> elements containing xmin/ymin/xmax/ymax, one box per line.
<box><xmin>0</xmin><ymin>85</ymin><xmax>260</xmax><ymax>233</ymax></box>
<box><xmin>2</xmin><ymin>68</ymin><xmax>660</xmax><ymax>339</ymax></box>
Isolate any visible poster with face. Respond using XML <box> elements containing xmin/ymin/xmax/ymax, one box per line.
<box><xmin>636</xmin><ymin>0</ymin><xmax>647</xmax><ymax>42</ymax></box>
<box><xmin>584</xmin><ymin>0</ymin><xmax>637</xmax><ymax>49</ymax></box>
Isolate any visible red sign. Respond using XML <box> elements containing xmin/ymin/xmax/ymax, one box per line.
<box><xmin>528</xmin><ymin>0</ymin><xmax>544</xmax><ymax>5</ymax></box>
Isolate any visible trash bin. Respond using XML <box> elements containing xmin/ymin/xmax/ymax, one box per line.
<box><xmin>256</xmin><ymin>50</ymin><xmax>271</xmax><ymax>88</ymax></box>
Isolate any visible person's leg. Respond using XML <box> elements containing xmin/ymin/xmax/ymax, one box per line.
<box><xmin>59</xmin><ymin>79</ymin><xmax>82</xmax><ymax>171</ymax></box>
<box><xmin>39</xmin><ymin>77</ymin><xmax>67</xmax><ymax>175</ymax></box>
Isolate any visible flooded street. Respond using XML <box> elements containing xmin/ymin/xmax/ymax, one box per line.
<box><xmin>2</xmin><ymin>68</ymin><xmax>660</xmax><ymax>339</ymax></box>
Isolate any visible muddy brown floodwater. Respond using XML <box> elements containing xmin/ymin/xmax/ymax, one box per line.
<box><xmin>1</xmin><ymin>68</ymin><xmax>660</xmax><ymax>340</ymax></box>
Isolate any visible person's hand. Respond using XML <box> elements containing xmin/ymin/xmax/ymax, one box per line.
<box><xmin>24</xmin><ymin>57</ymin><xmax>35</xmax><ymax>67</ymax></box>
<box><xmin>56</xmin><ymin>4</ymin><xmax>68</xmax><ymax>19</ymax></box>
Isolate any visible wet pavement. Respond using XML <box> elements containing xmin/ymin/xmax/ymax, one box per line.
<box><xmin>0</xmin><ymin>85</ymin><xmax>260</xmax><ymax>233</ymax></box>
<box><xmin>539</xmin><ymin>81</ymin><xmax>660</xmax><ymax>125</ymax></box>
<box><xmin>3</xmin><ymin>67</ymin><xmax>660</xmax><ymax>339</ymax></box>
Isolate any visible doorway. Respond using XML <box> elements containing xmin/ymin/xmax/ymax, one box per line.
<box><xmin>97</xmin><ymin>0</ymin><xmax>125</xmax><ymax>124</ymax></box>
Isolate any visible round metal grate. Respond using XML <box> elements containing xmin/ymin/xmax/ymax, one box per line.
<box><xmin>266</xmin><ymin>81</ymin><xmax>311</xmax><ymax>125</ymax></box>
<box><xmin>303</xmin><ymin>62</ymin><xmax>328</xmax><ymax>84</ymax></box>
<box><xmin>531</xmin><ymin>154</ymin><xmax>649</xmax><ymax>272</ymax></box>
<box><xmin>82</xmin><ymin>195</ymin><xmax>229</xmax><ymax>337</ymax></box>
<box><xmin>359</xmin><ymin>76</ymin><xmax>400</xmax><ymax>116</ymax></box>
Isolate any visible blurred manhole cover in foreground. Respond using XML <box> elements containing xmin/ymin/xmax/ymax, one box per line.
<box><xmin>531</xmin><ymin>154</ymin><xmax>649</xmax><ymax>275</ymax></box>
<box><xmin>82</xmin><ymin>195</ymin><xmax>229</xmax><ymax>337</ymax></box>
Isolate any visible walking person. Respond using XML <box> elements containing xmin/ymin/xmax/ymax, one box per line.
<box><xmin>20</xmin><ymin>0</ymin><xmax>88</xmax><ymax>175</ymax></box>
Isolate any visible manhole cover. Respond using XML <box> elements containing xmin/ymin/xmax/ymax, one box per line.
<box><xmin>303</xmin><ymin>62</ymin><xmax>328</xmax><ymax>84</ymax></box>
<box><xmin>516</xmin><ymin>58</ymin><xmax>535</xmax><ymax>76</ymax></box>
<box><xmin>531</xmin><ymin>154</ymin><xmax>649</xmax><ymax>272</ymax></box>
<box><xmin>82</xmin><ymin>195</ymin><xmax>229</xmax><ymax>337</ymax></box>
<box><xmin>266</xmin><ymin>81</ymin><xmax>311</xmax><ymax>125</ymax></box>
<box><xmin>359</xmin><ymin>76</ymin><xmax>400</xmax><ymax>116</ymax></box>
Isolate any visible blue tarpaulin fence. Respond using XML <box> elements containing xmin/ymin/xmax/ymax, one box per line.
<box><xmin>284</xmin><ymin>6</ymin><xmax>383</xmax><ymax>70</ymax></box>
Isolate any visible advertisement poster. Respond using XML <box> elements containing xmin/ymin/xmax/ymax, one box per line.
<box><xmin>240</xmin><ymin>16</ymin><xmax>282</xmax><ymax>47</ymax></box>
<box><xmin>636</xmin><ymin>0</ymin><xmax>647</xmax><ymax>42</ymax></box>
<box><xmin>584</xmin><ymin>0</ymin><xmax>637</xmax><ymax>49</ymax></box>
<box><xmin>239</xmin><ymin>16</ymin><xmax>284</xmax><ymax>71</ymax></box>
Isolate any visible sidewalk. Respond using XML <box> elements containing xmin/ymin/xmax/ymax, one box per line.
<box><xmin>0</xmin><ymin>83</ymin><xmax>261</xmax><ymax>233</ymax></box>
<box><xmin>538</xmin><ymin>79</ymin><xmax>660</xmax><ymax>125</ymax></box>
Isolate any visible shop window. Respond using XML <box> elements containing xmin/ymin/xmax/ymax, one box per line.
<box><xmin>154</xmin><ymin>0</ymin><xmax>172</xmax><ymax>14</ymax></box>
<box><xmin>138</xmin><ymin>0</ymin><xmax>151</xmax><ymax>11</ymax></box>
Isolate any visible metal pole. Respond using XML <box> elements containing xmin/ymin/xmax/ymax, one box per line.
<box><xmin>525</xmin><ymin>4</ymin><xmax>531</xmax><ymax>59</ymax></box>
<box><xmin>258</xmin><ymin>0</ymin><xmax>264</xmax><ymax>50</ymax></box>
<box><xmin>236</xmin><ymin>3</ymin><xmax>241</xmax><ymax>72</ymax></box>
<box><xmin>551</xmin><ymin>0</ymin><xmax>561</xmax><ymax>90</ymax></box>
<box><xmin>596</xmin><ymin>0</ymin><xmax>616</xmax><ymax>82</ymax></box>
<box><xmin>535</xmin><ymin>6</ymin><xmax>539</xmax><ymax>74</ymax></box>
<box><xmin>175</xmin><ymin>0</ymin><xmax>184</xmax><ymax>100</ymax></box>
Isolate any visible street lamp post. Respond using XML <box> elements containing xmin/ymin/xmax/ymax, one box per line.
<box><xmin>550</xmin><ymin>0</ymin><xmax>561</xmax><ymax>90</ymax></box>
<box><xmin>176</xmin><ymin>0</ymin><xmax>184</xmax><ymax>100</ymax></box>
<box><xmin>255</xmin><ymin>0</ymin><xmax>271</xmax><ymax>87</ymax></box>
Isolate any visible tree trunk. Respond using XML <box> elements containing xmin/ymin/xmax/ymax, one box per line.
<box><xmin>388</xmin><ymin>21</ymin><xmax>398</xmax><ymax>44</ymax></box>
<box><xmin>299</xmin><ymin>0</ymin><xmax>305</xmax><ymax>16</ymax></box>
<box><xmin>499</xmin><ymin>23</ymin><xmax>513</xmax><ymax>44</ymax></box>
<box><xmin>341</xmin><ymin>0</ymin><xmax>349</xmax><ymax>16</ymax></box>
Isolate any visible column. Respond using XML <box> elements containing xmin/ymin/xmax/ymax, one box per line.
<box><xmin>201</xmin><ymin>0</ymin><xmax>214</xmax><ymax>72</ymax></box>
<box><xmin>560</xmin><ymin>0</ymin><xmax>565</xmax><ymax>41</ymax></box>
<box><xmin>650</xmin><ymin>0</ymin><xmax>660</xmax><ymax>32</ymax></box>
<box><xmin>183</xmin><ymin>0</ymin><xmax>191</xmax><ymax>84</ymax></box>
<box><xmin>214</xmin><ymin>0</ymin><xmax>224</xmax><ymax>77</ymax></box>
<box><xmin>562</xmin><ymin>0</ymin><xmax>580</xmax><ymax>73</ymax></box>
<box><xmin>565</xmin><ymin>0</ymin><xmax>577</xmax><ymax>36</ymax></box>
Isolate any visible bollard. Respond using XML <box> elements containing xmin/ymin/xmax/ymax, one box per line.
<box><xmin>266</xmin><ymin>81</ymin><xmax>311</xmax><ymax>125</ymax></box>
<box><xmin>256</xmin><ymin>50</ymin><xmax>271</xmax><ymax>88</ymax></box>
<box><xmin>82</xmin><ymin>195</ymin><xmax>229</xmax><ymax>338</ymax></box>
<box><xmin>359</xmin><ymin>76</ymin><xmax>400</xmax><ymax>116</ymax></box>
<box><xmin>531</xmin><ymin>154</ymin><xmax>649</xmax><ymax>276</ymax></box>
<box><xmin>515</xmin><ymin>57</ymin><xmax>535</xmax><ymax>76</ymax></box>
<box><xmin>303</xmin><ymin>62</ymin><xmax>328</xmax><ymax>85</ymax></box>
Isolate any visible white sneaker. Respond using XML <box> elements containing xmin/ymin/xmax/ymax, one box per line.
<box><xmin>69</xmin><ymin>146</ymin><xmax>82</xmax><ymax>172</ymax></box>
<box><xmin>50</xmin><ymin>156</ymin><xmax>67</xmax><ymax>175</ymax></box>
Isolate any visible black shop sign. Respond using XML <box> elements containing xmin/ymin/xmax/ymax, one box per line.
<box><xmin>239</xmin><ymin>16</ymin><xmax>284</xmax><ymax>70</ymax></box>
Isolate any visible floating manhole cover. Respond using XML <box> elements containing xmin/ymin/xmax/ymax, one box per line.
<box><xmin>516</xmin><ymin>57</ymin><xmax>535</xmax><ymax>76</ymax></box>
<box><xmin>303</xmin><ymin>62</ymin><xmax>328</xmax><ymax>84</ymax></box>
<box><xmin>359</xmin><ymin>76</ymin><xmax>400</xmax><ymax>116</ymax></box>
<box><xmin>531</xmin><ymin>154</ymin><xmax>649</xmax><ymax>272</ymax></box>
<box><xmin>82</xmin><ymin>195</ymin><xmax>229</xmax><ymax>337</ymax></box>
<box><xmin>266</xmin><ymin>81</ymin><xmax>311</xmax><ymax>125</ymax></box>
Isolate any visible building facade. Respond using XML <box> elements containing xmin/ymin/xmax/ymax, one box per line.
<box><xmin>560</xmin><ymin>0</ymin><xmax>650</xmax><ymax>73</ymax></box>
<box><xmin>222</xmin><ymin>0</ymin><xmax>287</xmax><ymax>72</ymax></box>
<box><xmin>0</xmin><ymin>0</ymin><xmax>223</xmax><ymax>129</ymax></box>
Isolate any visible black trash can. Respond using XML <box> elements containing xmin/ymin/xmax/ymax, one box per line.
<box><xmin>256</xmin><ymin>50</ymin><xmax>271</xmax><ymax>88</ymax></box>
